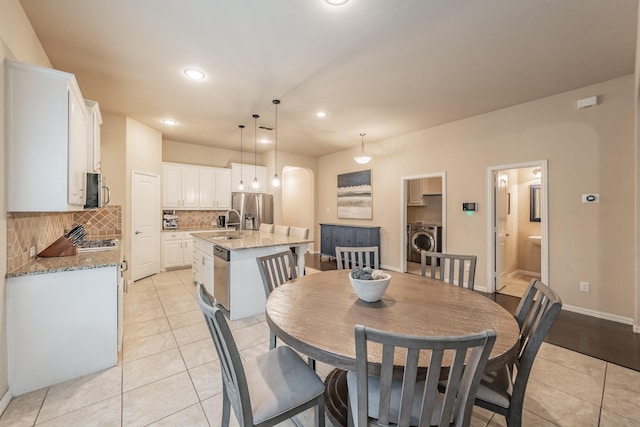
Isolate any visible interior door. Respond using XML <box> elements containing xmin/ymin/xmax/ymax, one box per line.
<box><xmin>132</xmin><ymin>171</ymin><xmax>159</xmax><ymax>281</ymax></box>
<box><xmin>495</xmin><ymin>173</ymin><xmax>508</xmax><ymax>290</ymax></box>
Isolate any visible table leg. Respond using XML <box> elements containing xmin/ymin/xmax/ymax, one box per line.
<box><xmin>324</xmin><ymin>368</ymin><xmax>349</xmax><ymax>427</ymax></box>
<box><xmin>295</xmin><ymin>243</ymin><xmax>308</xmax><ymax>276</ymax></box>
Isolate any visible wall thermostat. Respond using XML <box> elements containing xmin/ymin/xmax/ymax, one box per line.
<box><xmin>462</xmin><ymin>203</ymin><xmax>477</xmax><ymax>212</ymax></box>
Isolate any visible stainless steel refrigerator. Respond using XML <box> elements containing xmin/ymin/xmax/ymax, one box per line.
<box><xmin>231</xmin><ymin>192</ymin><xmax>273</xmax><ymax>231</ymax></box>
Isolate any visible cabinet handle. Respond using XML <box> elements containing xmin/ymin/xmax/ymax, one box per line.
<box><xmin>135</xmin><ymin>230</ymin><xmax>142</xmax><ymax>235</ymax></box>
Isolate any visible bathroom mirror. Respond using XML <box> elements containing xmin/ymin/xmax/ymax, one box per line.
<box><xmin>530</xmin><ymin>184</ymin><xmax>541</xmax><ymax>222</ymax></box>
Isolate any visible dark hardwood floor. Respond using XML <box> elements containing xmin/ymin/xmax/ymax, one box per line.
<box><xmin>305</xmin><ymin>253</ymin><xmax>640</xmax><ymax>372</ymax></box>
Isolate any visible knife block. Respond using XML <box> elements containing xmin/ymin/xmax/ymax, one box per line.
<box><xmin>38</xmin><ymin>237</ymin><xmax>78</xmax><ymax>257</ymax></box>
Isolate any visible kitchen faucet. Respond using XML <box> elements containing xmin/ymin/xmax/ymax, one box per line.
<box><xmin>225</xmin><ymin>209</ymin><xmax>242</xmax><ymax>234</ymax></box>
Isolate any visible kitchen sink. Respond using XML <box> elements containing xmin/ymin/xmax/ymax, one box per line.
<box><xmin>211</xmin><ymin>235</ymin><xmax>241</xmax><ymax>240</ymax></box>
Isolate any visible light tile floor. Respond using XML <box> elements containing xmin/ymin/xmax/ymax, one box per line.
<box><xmin>2</xmin><ymin>269</ymin><xmax>640</xmax><ymax>426</ymax></box>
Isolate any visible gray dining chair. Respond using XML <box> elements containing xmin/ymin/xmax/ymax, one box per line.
<box><xmin>348</xmin><ymin>324</ymin><xmax>496</xmax><ymax>427</ymax></box>
<box><xmin>335</xmin><ymin>246</ymin><xmax>379</xmax><ymax>270</ymax></box>
<box><xmin>472</xmin><ymin>279</ymin><xmax>562</xmax><ymax>427</ymax></box>
<box><xmin>195</xmin><ymin>283</ymin><xmax>326</xmax><ymax>427</ymax></box>
<box><xmin>256</xmin><ymin>250</ymin><xmax>297</xmax><ymax>349</ymax></box>
<box><xmin>420</xmin><ymin>250</ymin><xmax>477</xmax><ymax>290</ymax></box>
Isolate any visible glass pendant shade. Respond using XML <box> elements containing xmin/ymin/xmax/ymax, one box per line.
<box><xmin>354</xmin><ymin>133</ymin><xmax>372</xmax><ymax>164</ymax></box>
<box><xmin>272</xmin><ymin>174</ymin><xmax>280</xmax><ymax>187</ymax></box>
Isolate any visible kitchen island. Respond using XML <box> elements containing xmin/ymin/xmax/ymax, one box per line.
<box><xmin>192</xmin><ymin>230</ymin><xmax>312</xmax><ymax>320</ymax></box>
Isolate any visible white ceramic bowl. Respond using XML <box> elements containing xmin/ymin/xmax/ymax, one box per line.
<box><xmin>349</xmin><ymin>273</ymin><xmax>392</xmax><ymax>302</ymax></box>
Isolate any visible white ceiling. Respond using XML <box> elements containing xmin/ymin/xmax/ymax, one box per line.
<box><xmin>19</xmin><ymin>0</ymin><xmax>638</xmax><ymax>157</ymax></box>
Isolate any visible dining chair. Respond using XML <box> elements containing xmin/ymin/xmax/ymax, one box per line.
<box><xmin>472</xmin><ymin>279</ymin><xmax>562</xmax><ymax>427</ymax></box>
<box><xmin>335</xmin><ymin>246</ymin><xmax>379</xmax><ymax>270</ymax></box>
<box><xmin>195</xmin><ymin>283</ymin><xmax>326</xmax><ymax>427</ymax></box>
<box><xmin>348</xmin><ymin>325</ymin><xmax>496</xmax><ymax>427</ymax></box>
<box><xmin>256</xmin><ymin>250</ymin><xmax>297</xmax><ymax>349</ymax></box>
<box><xmin>289</xmin><ymin>226</ymin><xmax>310</xmax><ymax>271</ymax></box>
<box><xmin>420</xmin><ymin>250</ymin><xmax>477</xmax><ymax>290</ymax></box>
<box><xmin>273</xmin><ymin>225</ymin><xmax>290</xmax><ymax>236</ymax></box>
<box><xmin>259</xmin><ymin>223</ymin><xmax>274</xmax><ymax>233</ymax></box>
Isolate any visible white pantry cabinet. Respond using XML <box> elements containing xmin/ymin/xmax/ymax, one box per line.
<box><xmin>5</xmin><ymin>59</ymin><xmax>92</xmax><ymax>211</ymax></box>
<box><xmin>162</xmin><ymin>163</ymin><xmax>231</xmax><ymax>209</ymax></box>
<box><xmin>162</xmin><ymin>231</ymin><xmax>193</xmax><ymax>269</ymax></box>
<box><xmin>231</xmin><ymin>163</ymin><xmax>269</xmax><ymax>193</ymax></box>
<box><xmin>7</xmin><ymin>266</ymin><xmax>118</xmax><ymax>395</ymax></box>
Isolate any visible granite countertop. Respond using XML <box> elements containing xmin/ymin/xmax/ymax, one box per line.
<box><xmin>192</xmin><ymin>230</ymin><xmax>313</xmax><ymax>251</ymax></box>
<box><xmin>7</xmin><ymin>237</ymin><xmax>122</xmax><ymax>278</ymax></box>
<box><xmin>162</xmin><ymin>227</ymin><xmax>230</xmax><ymax>233</ymax></box>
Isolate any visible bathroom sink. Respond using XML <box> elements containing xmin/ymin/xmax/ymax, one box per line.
<box><xmin>528</xmin><ymin>235</ymin><xmax>542</xmax><ymax>246</ymax></box>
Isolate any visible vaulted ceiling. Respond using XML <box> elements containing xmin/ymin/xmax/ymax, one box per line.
<box><xmin>20</xmin><ymin>0</ymin><xmax>638</xmax><ymax>157</ymax></box>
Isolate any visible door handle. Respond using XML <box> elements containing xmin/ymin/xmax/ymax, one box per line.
<box><xmin>135</xmin><ymin>230</ymin><xmax>142</xmax><ymax>235</ymax></box>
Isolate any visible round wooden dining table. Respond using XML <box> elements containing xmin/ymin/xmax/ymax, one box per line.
<box><xmin>265</xmin><ymin>269</ymin><xmax>520</xmax><ymax>426</ymax></box>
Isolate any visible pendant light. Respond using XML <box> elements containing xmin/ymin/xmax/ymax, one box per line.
<box><xmin>238</xmin><ymin>125</ymin><xmax>245</xmax><ymax>190</ymax></box>
<box><xmin>272</xmin><ymin>99</ymin><xmax>281</xmax><ymax>187</ymax></box>
<box><xmin>252</xmin><ymin>114</ymin><xmax>260</xmax><ymax>190</ymax></box>
<box><xmin>354</xmin><ymin>132</ymin><xmax>372</xmax><ymax>164</ymax></box>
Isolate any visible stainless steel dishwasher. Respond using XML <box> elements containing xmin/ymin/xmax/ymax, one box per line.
<box><xmin>213</xmin><ymin>245</ymin><xmax>230</xmax><ymax>310</ymax></box>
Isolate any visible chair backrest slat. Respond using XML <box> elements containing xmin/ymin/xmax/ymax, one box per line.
<box><xmin>335</xmin><ymin>246</ymin><xmax>379</xmax><ymax>270</ymax></box>
<box><xmin>420</xmin><ymin>251</ymin><xmax>477</xmax><ymax>290</ymax></box>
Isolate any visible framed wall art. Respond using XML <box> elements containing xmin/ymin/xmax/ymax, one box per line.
<box><xmin>337</xmin><ymin>169</ymin><xmax>372</xmax><ymax>219</ymax></box>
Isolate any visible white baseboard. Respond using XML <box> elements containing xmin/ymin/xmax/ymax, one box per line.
<box><xmin>562</xmin><ymin>304</ymin><xmax>635</xmax><ymax>326</ymax></box>
<box><xmin>634</xmin><ymin>325</ymin><xmax>640</xmax><ymax>334</ymax></box>
<box><xmin>0</xmin><ymin>389</ymin><xmax>12</xmax><ymax>417</ymax></box>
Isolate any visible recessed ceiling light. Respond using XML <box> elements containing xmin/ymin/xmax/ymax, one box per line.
<box><xmin>183</xmin><ymin>68</ymin><xmax>206</xmax><ymax>80</ymax></box>
<box><xmin>316</xmin><ymin>111</ymin><xmax>327</xmax><ymax>118</ymax></box>
<box><xmin>326</xmin><ymin>0</ymin><xmax>349</xmax><ymax>5</ymax></box>
<box><xmin>260</xmin><ymin>138</ymin><xmax>270</xmax><ymax>144</ymax></box>
<box><xmin>162</xmin><ymin>119</ymin><xmax>177</xmax><ymax>126</ymax></box>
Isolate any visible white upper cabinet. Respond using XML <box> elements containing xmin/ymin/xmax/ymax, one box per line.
<box><xmin>6</xmin><ymin>59</ymin><xmax>93</xmax><ymax>211</ymax></box>
<box><xmin>85</xmin><ymin>100</ymin><xmax>102</xmax><ymax>173</ymax></box>
<box><xmin>231</xmin><ymin>163</ymin><xmax>269</xmax><ymax>193</ymax></box>
<box><xmin>162</xmin><ymin>163</ymin><xmax>232</xmax><ymax>210</ymax></box>
<box><xmin>199</xmin><ymin>167</ymin><xmax>216</xmax><ymax>208</ymax></box>
<box><xmin>215</xmin><ymin>168</ymin><xmax>232</xmax><ymax>209</ymax></box>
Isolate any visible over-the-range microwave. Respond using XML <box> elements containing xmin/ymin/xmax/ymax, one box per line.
<box><xmin>84</xmin><ymin>173</ymin><xmax>111</xmax><ymax>209</ymax></box>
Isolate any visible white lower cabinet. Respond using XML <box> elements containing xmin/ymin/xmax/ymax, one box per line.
<box><xmin>193</xmin><ymin>237</ymin><xmax>214</xmax><ymax>295</ymax></box>
<box><xmin>7</xmin><ymin>266</ymin><xmax>118</xmax><ymax>395</ymax></box>
<box><xmin>162</xmin><ymin>232</ymin><xmax>193</xmax><ymax>269</ymax></box>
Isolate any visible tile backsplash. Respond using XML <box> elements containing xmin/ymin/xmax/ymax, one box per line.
<box><xmin>6</xmin><ymin>205</ymin><xmax>122</xmax><ymax>272</ymax></box>
<box><xmin>166</xmin><ymin>209</ymin><xmax>227</xmax><ymax>230</ymax></box>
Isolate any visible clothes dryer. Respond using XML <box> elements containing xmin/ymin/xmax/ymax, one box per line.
<box><xmin>409</xmin><ymin>224</ymin><xmax>442</xmax><ymax>263</ymax></box>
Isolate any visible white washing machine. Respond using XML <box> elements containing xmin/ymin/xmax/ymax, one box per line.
<box><xmin>409</xmin><ymin>224</ymin><xmax>441</xmax><ymax>263</ymax></box>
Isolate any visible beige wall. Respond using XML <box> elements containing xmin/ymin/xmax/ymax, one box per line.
<box><xmin>124</xmin><ymin>118</ymin><xmax>163</xmax><ymax>279</ymax></box>
<box><xmin>0</xmin><ymin>0</ymin><xmax>52</xmax><ymax>403</ymax></box>
<box><xmin>318</xmin><ymin>75</ymin><xmax>635</xmax><ymax>321</ymax></box>
<box><xmin>163</xmin><ymin>139</ymin><xmax>245</xmax><ymax>168</ymax></box>
<box><xmin>101</xmin><ymin>113</ymin><xmax>127</xmax><ymax>207</ymax></box>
